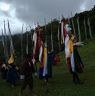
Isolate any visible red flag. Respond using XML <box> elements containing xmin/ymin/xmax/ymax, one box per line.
<box><xmin>33</xmin><ymin>26</ymin><xmax>41</xmax><ymax>63</ymax></box>
<box><xmin>61</xmin><ymin>17</ymin><xmax>68</xmax><ymax>43</ymax></box>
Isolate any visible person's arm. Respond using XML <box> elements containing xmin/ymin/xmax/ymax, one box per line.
<box><xmin>73</xmin><ymin>42</ymin><xmax>84</xmax><ymax>47</ymax></box>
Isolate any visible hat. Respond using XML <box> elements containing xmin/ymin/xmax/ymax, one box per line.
<box><xmin>65</xmin><ymin>24</ymin><xmax>72</xmax><ymax>32</ymax></box>
<box><xmin>35</xmin><ymin>25</ymin><xmax>43</xmax><ymax>32</ymax></box>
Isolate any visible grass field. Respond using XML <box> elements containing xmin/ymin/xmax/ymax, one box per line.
<box><xmin>0</xmin><ymin>39</ymin><xmax>95</xmax><ymax>96</ymax></box>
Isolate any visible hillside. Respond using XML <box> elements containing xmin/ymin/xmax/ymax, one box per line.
<box><xmin>0</xmin><ymin>39</ymin><xmax>95</xmax><ymax>96</ymax></box>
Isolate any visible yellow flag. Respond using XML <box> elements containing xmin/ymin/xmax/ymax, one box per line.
<box><xmin>8</xmin><ymin>53</ymin><xmax>14</xmax><ymax>64</ymax></box>
<box><xmin>69</xmin><ymin>39</ymin><xmax>73</xmax><ymax>54</ymax></box>
<box><xmin>43</xmin><ymin>48</ymin><xmax>46</xmax><ymax>64</ymax></box>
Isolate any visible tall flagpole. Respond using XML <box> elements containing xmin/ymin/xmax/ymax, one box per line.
<box><xmin>7</xmin><ymin>20</ymin><xmax>14</xmax><ymax>64</ymax></box>
<box><xmin>2</xmin><ymin>29</ymin><xmax>6</xmax><ymax>59</ymax></box>
<box><xmin>77</xmin><ymin>17</ymin><xmax>81</xmax><ymax>42</ymax></box>
<box><xmin>29</xmin><ymin>26</ymin><xmax>32</xmax><ymax>53</ymax></box>
<box><xmin>87</xmin><ymin>18</ymin><xmax>92</xmax><ymax>39</ymax></box>
<box><xmin>84</xmin><ymin>19</ymin><xmax>87</xmax><ymax>40</ymax></box>
<box><xmin>71</xmin><ymin>12</ymin><xmax>75</xmax><ymax>35</ymax></box>
<box><xmin>51</xmin><ymin>19</ymin><xmax>54</xmax><ymax>51</ymax></box>
<box><xmin>72</xmin><ymin>18</ymin><xmax>75</xmax><ymax>35</ymax></box>
<box><xmin>26</xmin><ymin>27</ymin><xmax>29</xmax><ymax>54</ymax></box>
<box><xmin>21</xmin><ymin>24</ymin><xmax>24</xmax><ymax>62</ymax></box>
<box><xmin>44</xmin><ymin>18</ymin><xmax>47</xmax><ymax>45</ymax></box>
<box><xmin>43</xmin><ymin>18</ymin><xmax>48</xmax><ymax>77</ymax></box>
<box><xmin>4</xmin><ymin>20</ymin><xmax>8</xmax><ymax>63</ymax></box>
<box><xmin>30</xmin><ymin>26</ymin><xmax>34</xmax><ymax>54</ymax></box>
<box><xmin>8</xmin><ymin>20</ymin><xmax>14</xmax><ymax>54</ymax></box>
<box><xmin>61</xmin><ymin>17</ymin><xmax>64</xmax><ymax>44</ymax></box>
<box><xmin>58</xmin><ymin>20</ymin><xmax>61</xmax><ymax>51</ymax></box>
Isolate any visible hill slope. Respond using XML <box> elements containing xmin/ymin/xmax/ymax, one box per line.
<box><xmin>0</xmin><ymin>39</ymin><xmax>95</xmax><ymax>96</ymax></box>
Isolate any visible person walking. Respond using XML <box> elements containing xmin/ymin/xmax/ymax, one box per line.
<box><xmin>20</xmin><ymin>54</ymin><xmax>35</xmax><ymax>94</ymax></box>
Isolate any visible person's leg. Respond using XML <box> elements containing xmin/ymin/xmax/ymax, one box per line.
<box><xmin>72</xmin><ymin>72</ymin><xmax>76</xmax><ymax>83</ymax></box>
<box><xmin>46</xmin><ymin>76</ymin><xmax>48</xmax><ymax>83</ymax></box>
<box><xmin>11</xmin><ymin>80</ymin><xmax>16</xmax><ymax>87</ymax></box>
<box><xmin>75</xmin><ymin>73</ymin><xmax>84</xmax><ymax>84</ymax></box>
<box><xmin>28</xmin><ymin>77</ymin><xmax>33</xmax><ymax>91</ymax></box>
<box><xmin>21</xmin><ymin>79</ymin><xmax>27</xmax><ymax>93</ymax></box>
<box><xmin>72</xmin><ymin>72</ymin><xmax>80</xmax><ymax>84</ymax></box>
<box><xmin>75</xmin><ymin>73</ymin><xmax>80</xmax><ymax>82</ymax></box>
<box><xmin>44</xmin><ymin>75</ymin><xmax>48</xmax><ymax>83</ymax></box>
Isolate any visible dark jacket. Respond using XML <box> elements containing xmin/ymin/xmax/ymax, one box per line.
<box><xmin>7</xmin><ymin>65</ymin><xmax>19</xmax><ymax>85</ymax></box>
<box><xmin>22</xmin><ymin>59</ymin><xmax>35</xmax><ymax>79</ymax></box>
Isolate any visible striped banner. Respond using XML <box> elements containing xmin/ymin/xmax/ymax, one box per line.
<box><xmin>26</xmin><ymin>28</ymin><xmax>29</xmax><ymax>54</ymax></box>
<box><xmin>4</xmin><ymin>21</ymin><xmax>8</xmax><ymax>63</ymax></box>
<box><xmin>2</xmin><ymin>29</ymin><xmax>6</xmax><ymax>57</ymax></box>
<box><xmin>87</xmin><ymin>18</ymin><xmax>92</xmax><ymax>39</ymax></box>
<box><xmin>21</xmin><ymin>24</ymin><xmax>24</xmax><ymax>61</ymax></box>
<box><xmin>43</xmin><ymin>46</ymin><xmax>48</xmax><ymax>76</ymax></box>
<box><xmin>8</xmin><ymin>20</ymin><xmax>14</xmax><ymax>64</ymax></box>
<box><xmin>84</xmin><ymin>19</ymin><xmax>87</xmax><ymax>40</ymax></box>
<box><xmin>51</xmin><ymin>20</ymin><xmax>54</xmax><ymax>51</ymax></box>
<box><xmin>77</xmin><ymin>17</ymin><xmax>81</xmax><ymax>42</ymax></box>
<box><xmin>71</xmin><ymin>18</ymin><xmax>75</xmax><ymax>35</ymax></box>
<box><xmin>61</xmin><ymin>20</ymin><xmax>64</xmax><ymax>44</ymax></box>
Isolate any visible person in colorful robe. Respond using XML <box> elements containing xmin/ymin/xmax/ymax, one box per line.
<box><xmin>65</xmin><ymin>24</ymin><xmax>84</xmax><ymax>84</ymax></box>
<box><xmin>39</xmin><ymin>41</ymin><xmax>48</xmax><ymax>81</ymax></box>
<box><xmin>39</xmin><ymin>41</ymin><xmax>53</xmax><ymax>83</ymax></box>
<box><xmin>33</xmin><ymin>26</ymin><xmax>42</xmax><ymax>76</ymax></box>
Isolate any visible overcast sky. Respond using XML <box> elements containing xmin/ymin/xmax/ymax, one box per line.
<box><xmin>0</xmin><ymin>0</ymin><xmax>95</xmax><ymax>35</ymax></box>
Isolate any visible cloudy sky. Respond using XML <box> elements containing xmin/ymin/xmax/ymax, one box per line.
<box><xmin>0</xmin><ymin>0</ymin><xmax>95</xmax><ymax>35</ymax></box>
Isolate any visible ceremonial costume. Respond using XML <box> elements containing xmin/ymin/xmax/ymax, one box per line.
<box><xmin>39</xmin><ymin>43</ymin><xmax>48</xmax><ymax>79</ymax></box>
<box><xmin>65</xmin><ymin>24</ymin><xmax>84</xmax><ymax>84</ymax></box>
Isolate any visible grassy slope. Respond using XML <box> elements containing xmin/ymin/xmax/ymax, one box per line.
<box><xmin>0</xmin><ymin>39</ymin><xmax>95</xmax><ymax>96</ymax></box>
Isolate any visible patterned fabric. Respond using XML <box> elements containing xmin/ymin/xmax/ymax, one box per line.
<box><xmin>65</xmin><ymin>34</ymin><xmax>84</xmax><ymax>73</ymax></box>
<box><xmin>33</xmin><ymin>29</ymin><xmax>41</xmax><ymax>63</ymax></box>
<box><xmin>73</xmin><ymin>47</ymin><xmax>84</xmax><ymax>73</ymax></box>
<box><xmin>39</xmin><ymin>46</ymin><xmax>48</xmax><ymax>78</ymax></box>
<box><xmin>39</xmin><ymin>45</ymin><xmax>54</xmax><ymax>79</ymax></box>
<box><xmin>65</xmin><ymin>35</ymin><xmax>70</xmax><ymax>57</ymax></box>
<box><xmin>61</xmin><ymin>20</ymin><xmax>67</xmax><ymax>44</ymax></box>
<box><xmin>69</xmin><ymin>39</ymin><xmax>73</xmax><ymax>54</ymax></box>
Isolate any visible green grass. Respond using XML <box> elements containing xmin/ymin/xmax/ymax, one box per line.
<box><xmin>0</xmin><ymin>39</ymin><xmax>95</xmax><ymax>96</ymax></box>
